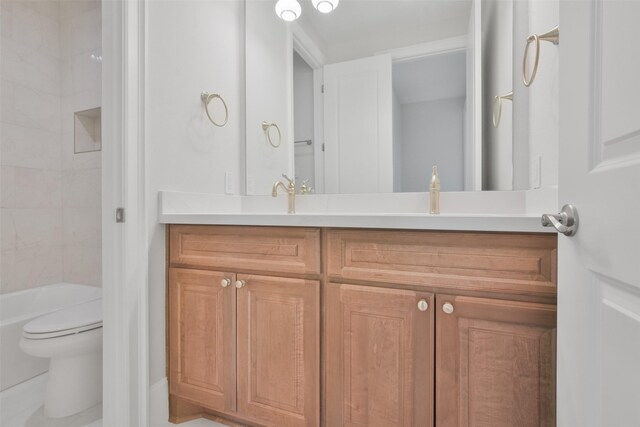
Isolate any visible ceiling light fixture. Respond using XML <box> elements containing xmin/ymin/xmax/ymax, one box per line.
<box><xmin>311</xmin><ymin>0</ymin><xmax>339</xmax><ymax>14</ymax></box>
<box><xmin>275</xmin><ymin>0</ymin><xmax>302</xmax><ymax>21</ymax></box>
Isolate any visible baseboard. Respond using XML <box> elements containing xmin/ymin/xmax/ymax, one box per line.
<box><xmin>149</xmin><ymin>377</ymin><xmax>169</xmax><ymax>425</ymax></box>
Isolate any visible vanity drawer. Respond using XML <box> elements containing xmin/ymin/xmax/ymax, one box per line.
<box><xmin>169</xmin><ymin>225</ymin><xmax>321</xmax><ymax>275</ymax></box>
<box><xmin>326</xmin><ymin>229</ymin><xmax>557</xmax><ymax>298</ymax></box>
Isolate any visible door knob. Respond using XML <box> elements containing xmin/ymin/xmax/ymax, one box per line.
<box><xmin>220</xmin><ymin>278</ymin><xmax>231</xmax><ymax>288</ymax></box>
<box><xmin>442</xmin><ymin>303</ymin><xmax>454</xmax><ymax>314</ymax></box>
<box><xmin>541</xmin><ymin>204</ymin><xmax>579</xmax><ymax>236</ymax></box>
<box><xmin>235</xmin><ymin>280</ymin><xmax>246</xmax><ymax>289</ymax></box>
<box><xmin>417</xmin><ymin>299</ymin><xmax>429</xmax><ymax>311</ymax></box>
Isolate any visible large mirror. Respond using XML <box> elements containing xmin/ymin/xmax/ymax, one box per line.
<box><xmin>245</xmin><ymin>0</ymin><xmax>559</xmax><ymax>195</ymax></box>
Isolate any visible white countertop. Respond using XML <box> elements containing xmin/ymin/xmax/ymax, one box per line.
<box><xmin>160</xmin><ymin>212</ymin><xmax>549</xmax><ymax>232</ymax></box>
<box><xmin>158</xmin><ymin>190</ymin><xmax>557</xmax><ymax>233</ymax></box>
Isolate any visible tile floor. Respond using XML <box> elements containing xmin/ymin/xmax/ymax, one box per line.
<box><xmin>0</xmin><ymin>374</ymin><xmax>225</xmax><ymax>427</ymax></box>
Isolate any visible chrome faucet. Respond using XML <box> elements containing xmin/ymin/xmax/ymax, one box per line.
<box><xmin>272</xmin><ymin>174</ymin><xmax>296</xmax><ymax>214</ymax></box>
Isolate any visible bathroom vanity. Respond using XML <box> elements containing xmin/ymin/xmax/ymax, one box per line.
<box><xmin>166</xmin><ymin>221</ymin><xmax>557</xmax><ymax>426</ymax></box>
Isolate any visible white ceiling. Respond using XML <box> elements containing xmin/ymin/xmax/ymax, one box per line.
<box><xmin>297</xmin><ymin>0</ymin><xmax>472</xmax><ymax>64</ymax></box>
<box><xmin>392</xmin><ymin>51</ymin><xmax>466</xmax><ymax>104</ymax></box>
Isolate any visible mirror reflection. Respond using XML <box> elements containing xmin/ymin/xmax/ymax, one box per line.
<box><xmin>245</xmin><ymin>0</ymin><xmax>559</xmax><ymax>195</ymax></box>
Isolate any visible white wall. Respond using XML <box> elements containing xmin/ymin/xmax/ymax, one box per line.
<box><xmin>485</xmin><ymin>0</ymin><xmax>559</xmax><ymax>191</ymax></box>
<box><xmin>527</xmin><ymin>0</ymin><xmax>558</xmax><ymax>189</ymax></box>
<box><xmin>392</xmin><ymin>90</ymin><xmax>403</xmax><ymax>192</ymax></box>
<box><xmin>293</xmin><ymin>51</ymin><xmax>315</xmax><ymax>188</ymax></box>
<box><xmin>511</xmin><ymin>0</ymin><xmax>530</xmax><ymax>190</ymax></box>
<box><xmin>400</xmin><ymin>98</ymin><xmax>465</xmax><ymax>192</ymax></box>
<box><xmin>481</xmin><ymin>0</ymin><xmax>513</xmax><ymax>191</ymax></box>
<box><xmin>392</xmin><ymin>52</ymin><xmax>466</xmax><ymax>193</ymax></box>
<box><xmin>146</xmin><ymin>0</ymin><xmax>244</xmax><ymax>385</ymax></box>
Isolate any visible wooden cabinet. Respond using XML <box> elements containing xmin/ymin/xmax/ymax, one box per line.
<box><xmin>168</xmin><ymin>268</ymin><xmax>236</xmax><ymax>413</ymax></box>
<box><xmin>436</xmin><ymin>295</ymin><xmax>556</xmax><ymax>427</ymax></box>
<box><xmin>167</xmin><ymin>226</ymin><xmax>557</xmax><ymax>426</ymax></box>
<box><xmin>237</xmin><ymin>275</ymin><xmax>319</xmax><ymax>426</ymax></box>
<box><xmin>168</xmin><ymin>226</ymin><xmax>320</xmax><ymax>426</ymax></box>
<box><xmin>170</xmin><ymin>225</ymin><xmax>321</xmax><ymax>276</ymax></box>
<box><xmin>324</xmin><ymin>284</ymin><xmax>434</xmax><ymax>427</ymax></box>
<box><xmin>325</xmin><ymin>229</ymin><xmax>557</xmax><ymax>427</ymax></box>
<box><xmin>326</xmin><ymin>228</ymin><xmax>557</xmax><ymax>299</ymax></box>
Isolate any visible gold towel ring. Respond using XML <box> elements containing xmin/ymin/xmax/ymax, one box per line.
<box><xmin>522</xmin><ymin>26</ymin><xmax>559</xmax><ymax>87</ymax></box>
<box><xmin>493</xmin><ymin>91</ymin><xmax>513</xmax><ymax>127</ymax></box>
<box><xmin>201</xmin><ymin>92</ymin><xmax>229</xmax><ymax>127</ymax></box>
<box><xmin>262</xmin><ymin>121</ymin><xmax>282</xmax><ymax>148</ymax></box>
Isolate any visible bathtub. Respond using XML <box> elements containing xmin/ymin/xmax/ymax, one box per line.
<box><xmin>0</xmin><ymin>283</ymin><xmax>102</xmax><ymax>391</ymax></box>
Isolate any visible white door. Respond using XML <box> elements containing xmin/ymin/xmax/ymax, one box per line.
<box><xmin>557</xmin><ymin>1</ymin><xmax>640</xmax><ymax>426</ymax></box>
<box><xmin>323</xmin><ymin>54</ymin><xmax>393</xmax><ymax>193</ymax></box>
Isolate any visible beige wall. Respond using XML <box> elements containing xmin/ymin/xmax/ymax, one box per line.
<box><xmin>60</xmin><ymin>0</ymin><xmax>102</xmax><ymax>287</ymax></box>
<box><xmin>0</xmin><ymin>0</ymin><xmax>102</xmax><ymax>294</ymax></box>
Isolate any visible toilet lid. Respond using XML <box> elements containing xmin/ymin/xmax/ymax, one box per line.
<box><xmin>23</xmin><ymin>298</ymin><xmax>102</xmax><ymax>337</ymax></box>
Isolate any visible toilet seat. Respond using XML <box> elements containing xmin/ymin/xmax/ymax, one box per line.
<box><xmin>19</xmin><ymin>298</ymin><xmax>103</xmax><ymax>418</ymax></box>
<box><xmin>23</xmin><ymin>298</ymin><xmax>102</xmax><ymax>340</ymax></box>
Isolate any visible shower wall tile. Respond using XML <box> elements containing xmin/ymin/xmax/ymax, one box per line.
<box><xmin>0</xmin><ymin>167</ymin><xmax>14</xmax><ymax>208</ymax></box>
<box><xmin>61</xmin><ymin>89</ymin><xmax>102</xmax><ymax>146</ymax></box>
<box><xmin>60</xmin><ymin>0</ymin><xmax>99</xmax><ymax>20</ymax></box>
<box><xmin>62</xmin><ymin>168</ymin><xmax>101</xmax><ymax>209</ymax></box>
<box><xmin>60</xmin><ymin>6</ymin><xmax>100</xmax><ymax>58</ymax></box>
<box><xmin>1</xmin><ymin>245</ymin><xmax>64</xmax><ymax>294</ymax></box>
<box><xmin>8</xmin><ymin>246</ymin><xmax>63</xmax><ymax>292</ymax></box>
<box><xmin>0</xmin><ymin>0</ymin><xmax>64</xmax><ymax>294</ymax></box>
<box><xmin>7</xmin><ymin>0</ymin><xmax>60</xmax><ymax>22</ymax></box>
<box><xmin>1</xmin><ymin>2</ymin><xmax>12</xmax><ymax>40</ymax></box>
<box><xmin>28</xmin><ymin>0</ymin><xmax>60</xmax><ymax>21</ymax></box>
<box><xmin>1</xmin><ymin>38</ymin><xmax>62</xmax><ymax>96</ymax></box>
<box><xmin>0</xmin><ymin>209</ymin><xmax>15</xmax><ymax>252</ymax></box>
<box><xmin>61</xmin><ymin>121</ymin><xmax>101</xmax><ymax>171</ymax></box>
<box><xmin>62</xmin><ymin>144</ymin><xmax>100</xmax><ymax>170</ymax></box>
<box><xmin>61</xmin><ymin>55</ymin><xmax>102</xmax><ymax>96</ymax></box>
<box><xmin>62</xmin><ymin>240</ymin><xmax>101</xmax><ymax>287</ymax></box>
<box><xmin>0</xmin><ymin>79</ymin><xmax>62</xmax><ymax>133</ymax></box>
<box><xmin>62</xmin><ymin>206</ymin><xmax>101</xmax><ymax>245</ymax></box>
<box><xmin>1</xmin><ymin>0</ymin><xmax>102</xmax><ymax>293</ymax></box>
<box><xmin>0</xmin><ymin>250</ymin><xmax>16</xmax><ymax>293</ymax></box>
<box><xmin>2</xmin><ymin>208</ymin><xmax>63</xmax><ymax>250</ymax></box>
<box><xmin>1</xmin><ymin>1</ymin><xmax>60</xmax><ymax>58</ymax></box>
<box><xmin>61</xmin><ymin>82</ymin><xmax>101</xmax><ymax>112</ymax></box>
<box><xmin>1</xmin><ymin>123</ymin><xmax>62</xmax><ymax>170</ymax></box>
<box><xmin>59</xmin><ymin>0</ymin><xmax>102</xmax><ymax>287</ymax></box>
<box><xmin>1</xmin><ymin>167</ymin><xmax>62</xmax><ymax>208</ymax></box>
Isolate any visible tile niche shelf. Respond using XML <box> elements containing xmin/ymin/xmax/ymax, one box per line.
<box><xmin>74</xmin><ymin>107</ymin><xmax>102</xmax><ymax>153</ymax></box>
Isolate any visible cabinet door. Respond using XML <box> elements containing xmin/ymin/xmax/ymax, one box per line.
<box><xmin>436</xmin><ymin>295</ymin><xmax>556</xmax><ymax>427</ymax></box>
<box><xmin>325</xmin><ymin>283</ymin><xmax>435</xmax><ymax>427</ymax></box>
<box><xmin>236</xmin><ymin>274</ymin><xmax>320</xmax><ymax>427</ymax></box>
<box><xmin>168</xmin><ymin>268</ymin><xmax>236</xmax><ymax>412</ymax></box>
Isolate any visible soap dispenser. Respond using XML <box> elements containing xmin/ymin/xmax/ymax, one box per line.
<box><xmin>430</xmin><ymin>166</ymin><xmax>440</xmax><ymax>215</ymax></box>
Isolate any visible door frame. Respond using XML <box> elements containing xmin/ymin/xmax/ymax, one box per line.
<box><xmin>102</xmin><ymin>0</ymin><xmax>148</xmax><ymax>426</ymax></box>
<box><xmin>292</xmin><ymin>24</ymin><xmax>326</xmax><ymax>193</ymax></box>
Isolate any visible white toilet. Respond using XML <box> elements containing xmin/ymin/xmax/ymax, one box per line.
<box><xmin>20</xmin><ymin>298</ymin><xmax>103</xmax><ymax>418</ymax></box>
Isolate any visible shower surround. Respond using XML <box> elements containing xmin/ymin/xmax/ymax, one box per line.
<box><xmin>1</xmin><ymin>0</ymin><xmax>102</xmax><ymax>294</ymax></box>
